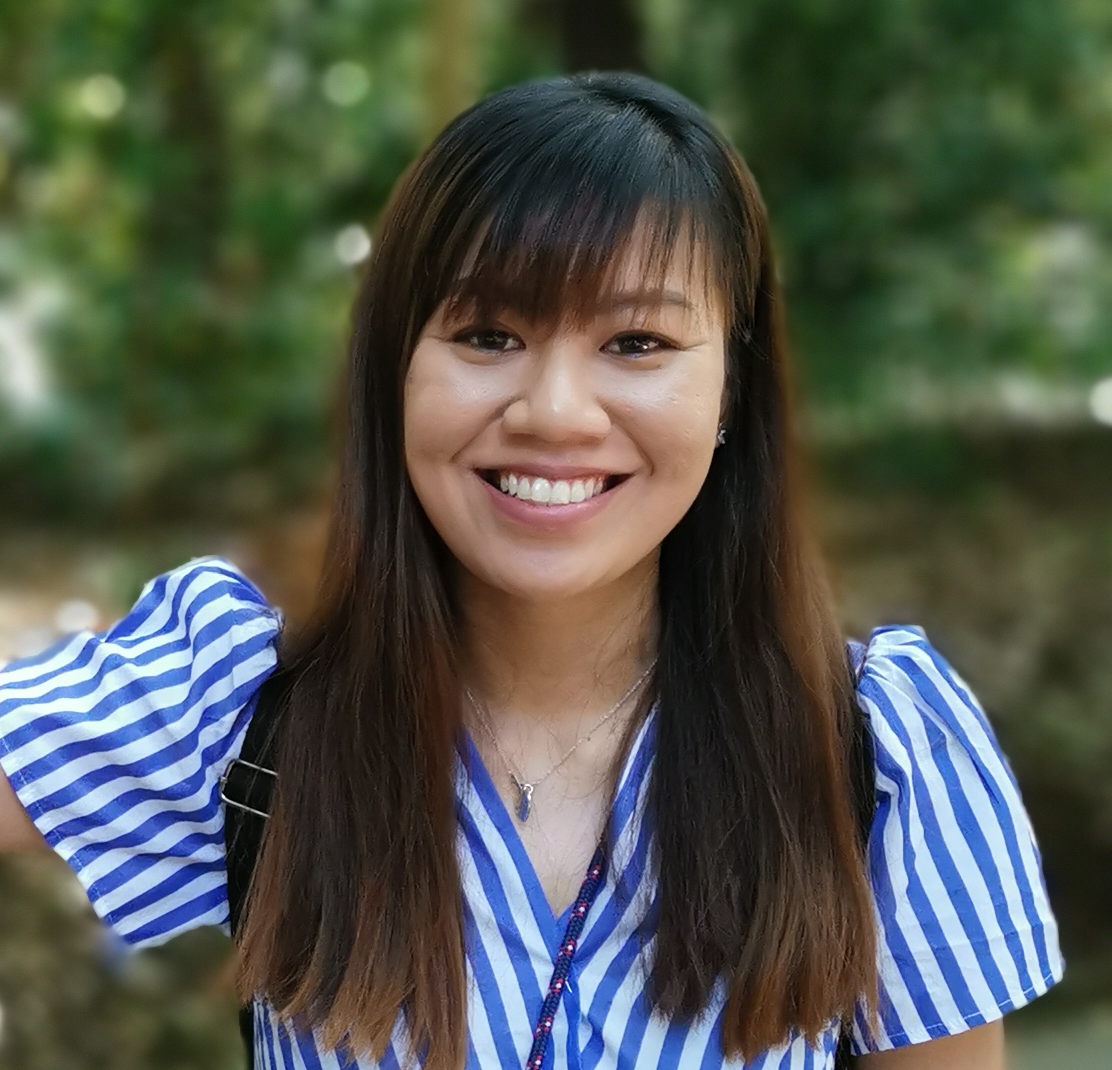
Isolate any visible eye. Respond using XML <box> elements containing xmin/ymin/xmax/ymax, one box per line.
<box><xmin>451</xmin><ymin>327</ymin><xmax>521</xmax><ymax>354</ymax></box>
<box><xmin>604</xmin><ymin>332</ymin><xmax>671</xmax><ymax>358</ymax></box>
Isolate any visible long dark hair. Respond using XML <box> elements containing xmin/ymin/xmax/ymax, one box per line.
<box><xmin>236</xmin><ymin>71</ymin><xmax>877</xmax><ymax>1069</ymax></box>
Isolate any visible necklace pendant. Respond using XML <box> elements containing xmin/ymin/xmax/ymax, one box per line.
<box><xmin>512</xmin><ymin>776</ymin><xmax>534</xmax><ymax>822</ymax></box>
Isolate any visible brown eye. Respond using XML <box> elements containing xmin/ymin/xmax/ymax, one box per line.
<box><xmin>605</xmin><ymin>333</ymin><xmax>669</xmax><ymax>358</ymax></box>
<box><xmin>453</xmin><ymin>328</ymin><xmax>519</xmax><ymax>354</ymax></box>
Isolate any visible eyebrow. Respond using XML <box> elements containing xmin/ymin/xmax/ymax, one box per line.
<box><xmin>441</xmin><ymin>280</ymin><xmax>698</xmax><ymax>320</ymax></box>
<box><xmin>596</xmin><ymin>289</ymin><xmax>694</xmax><ymax>312</ymax></box>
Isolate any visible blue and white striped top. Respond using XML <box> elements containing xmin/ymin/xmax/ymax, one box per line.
<box><xmin>0</xmin><ymin>556</ymin><xmax>1064</xmax><ymax>1069</ymax></box>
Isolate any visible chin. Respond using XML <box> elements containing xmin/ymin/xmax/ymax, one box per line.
<box><xmin>469</xmin><ymin>556</ymin><xmax>619</xmax><ymax>603</ymax></box>
<box><xmin>466</xmin><ymin>541</ymin><xmax>661</xmax><ymax>603</ymax></box>
<box><xmin>488</xmin><ymin>572</ymin><xmax>604</xmax><ymax>603</ymax></box>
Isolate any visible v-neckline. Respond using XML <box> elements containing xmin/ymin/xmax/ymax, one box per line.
<box><xmin>456</xmin><ymin>707</ymin><xmax>658</xmax><ymax>948</ymax></box>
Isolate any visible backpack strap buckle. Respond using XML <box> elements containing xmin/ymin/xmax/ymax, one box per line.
<box><xmin>219</xmin><ymin>757</ymin><xmax>277</xmax><ymax>820</ymax></box>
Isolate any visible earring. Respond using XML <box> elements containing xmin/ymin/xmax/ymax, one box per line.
<box><xmin>716</xmin><ymin>426</ymin><xmax>727</xmax><ymax>447</ymax></box>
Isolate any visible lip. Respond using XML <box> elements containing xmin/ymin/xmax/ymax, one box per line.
<box><xmin>472</xmin><ymin>462</ymin><xmax>631</xmax><ymax>482</ymax></box>
<box><xmin>474</xmin><ymin>469</ymin><xmax>627</xmax><ymax>531</ymax></box>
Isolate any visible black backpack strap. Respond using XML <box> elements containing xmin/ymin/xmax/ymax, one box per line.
<box><xmin>834</xmin><ymin>639</ymin><xmax>877</xmax><ymax>1070</ymax></box>
<box><xmin>846</xmin><ymin>639</ymin><xmax>877</xmax><ymax>850</ymax></box>
<box><xmin>220</xmin><ymin>669</ymin><xmax>289</xmax><ymax>1070</ymax></box>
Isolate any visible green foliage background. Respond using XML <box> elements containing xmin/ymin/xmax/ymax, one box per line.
<box><xmin>1</xmin><ymin>0</ymin><xmax>1109</xmax><ymax>518</ymax></box>
<box><xmin>0</xmin><ymin>0</ymin><xmax>1109</xmax><ymax>1066</ymax></box>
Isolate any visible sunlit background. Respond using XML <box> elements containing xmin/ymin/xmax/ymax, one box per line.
<box><xmin>0</xmin><ymin>1</ymin><xmax>1109</xmax><ymax>1067</ymax></box>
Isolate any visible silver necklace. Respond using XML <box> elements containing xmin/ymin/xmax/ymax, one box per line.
<box><xmin>464</xmin><ymin>656</ymin><xmax>658</xmax><ymax>823</ymax></box>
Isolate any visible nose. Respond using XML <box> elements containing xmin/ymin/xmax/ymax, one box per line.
<box><xmin>501</xmin><ymin>342</ymin><xmax>611</xmax><ymax>443</ymax></box>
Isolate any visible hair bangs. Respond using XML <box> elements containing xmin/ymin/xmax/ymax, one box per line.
<box><xmin>428</xmin><ymin>107</ymin><xmax>737</xmax><ymax>333</ymax></box>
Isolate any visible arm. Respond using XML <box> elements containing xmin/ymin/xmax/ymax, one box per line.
<box><xmin>858</xmin><ymin>1021</ymin><xmax>1005</xmax><ymax>1070</ymax></box>
<box><xmin>0</xmin><ymin>768</ymin><xmax>48</xmax><ymax>851</ymax></box>
<box><xmin>0</xmin><ymin>557</ymin><xmax>283</xmax><ymax>947</ymax></box>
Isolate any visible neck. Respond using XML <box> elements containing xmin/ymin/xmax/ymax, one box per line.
<box><xmin>459</xmin><ymin>556</ymin><xmax>659</xmax><ymax>736</ymax></box>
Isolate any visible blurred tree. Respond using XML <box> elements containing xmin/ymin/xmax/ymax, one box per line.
<box><xmin>424</xmin><ymin>0</ymin><xmax>483</xmax><ymax>142</ymax></box>
<box><xmin>654</xmin><ymin>0</ymin><xmax>1112</xmax><ymax>412</ymax></box>
<box><xmin>558</xmin><ymin>0</ymin><xmax>646</xmax><ymax>73</ymax></box>
<box><xmin>0</xmin><ymin>0</ymin><xmax>426</xmax><ymax>519</ymax></box>
<box><xmin>518</xmin><ymin>0</ymin><xmax>647</xmax><ymax>73</ymax></box>
<box><xmin>122</xmin><ymin>2</ymin><xmax>231</xmax><ymax>519</ymax></box>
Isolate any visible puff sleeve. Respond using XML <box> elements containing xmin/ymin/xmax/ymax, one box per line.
<box><xmin>848</xmin><ymin>625</ymin><xmax>1064</xmax><ymax>1052</ymax></box>
<box><xmin>0</xmin><ymin>555</ymin><xmax>282</xmax><ymax>951</ymax></box>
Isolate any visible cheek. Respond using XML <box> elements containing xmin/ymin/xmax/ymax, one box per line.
<box><xmin>404</xmin><ymin>344</ymin><xmax>486</xmax><ymax>469</ymax></box>
<box><xmin>404</xmin><ymin>381</ymin><xmax>450</xmax><ymax>471</ymax></box>
<box><xmin>618</xmin><ymin>354</ymin><xmax>725</xmax><ymax>481</ymax></box>
<box><xmin>649</xmin><ymin>409</ymin><xmax>718</xmax><ymax>502</ymax></box>
<box><xmin>403</xmin><ymin>358</ymin><xmax>475</xmax><ymax>551</ymax></box>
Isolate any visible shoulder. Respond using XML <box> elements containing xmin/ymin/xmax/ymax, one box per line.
<box><xmin>851</xmin><ymin>623</ymin><xmax>1014</xmax><ymax>796</ymax></box>
<box><xmin>0</xmin><ymin>553</ymin><xmax>282</xmax><ymax>691</ymax></box>
<box><xmin>110</xmin><ymin>553</ymin><xmax>283</xmax><ymax>657</ymax></box>
<box><xmin>0</xmin><ymin>551</ymin><xmax>283</xmax><ymax>790</ymax></box>
<box><xmin>0</xmin><ymin>554</ymin><xmax>283</xmax><ymax>780</ymax></box>
<box><xmin>847</xmin><ymin>624</ymin><xmax>1064</xmax><ymax>1052</ymax></box>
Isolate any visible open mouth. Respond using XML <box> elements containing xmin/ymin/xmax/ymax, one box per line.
<box><xmin>477</xmin><ymin>469</ymin><xmax>630</xmax><ymax>506</ymax></box>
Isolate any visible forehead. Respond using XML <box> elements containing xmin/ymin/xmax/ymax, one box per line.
<box><xmin>439</xmin><ymin>213</ymin><xmax>726</xmax><ymax>332</ymax></box>
<box><xmin>605</xmin><ymin>229</ymin><xmax>720</xmax><ymax>318</ymax></box>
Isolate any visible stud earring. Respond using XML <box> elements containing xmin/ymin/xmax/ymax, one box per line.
<box><xmin>716</xmin><ymin>426</ymin><xmax>727</xmax><ymax>447</ymax></box>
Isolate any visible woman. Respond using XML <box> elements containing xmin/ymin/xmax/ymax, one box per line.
<box><xmin>0</xmin><ymin>72</ymin><xmax>1062</xmax><ymax>1069</ymax></box>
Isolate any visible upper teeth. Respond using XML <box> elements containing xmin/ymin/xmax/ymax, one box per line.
<box><xmin>497</xmin><ymin>473</ymin><xmax>608</xmax><ymax>504</ymax></box>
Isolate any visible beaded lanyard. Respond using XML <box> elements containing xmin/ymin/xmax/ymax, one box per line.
<box><xmin>524</xmin><ymin>841</ymin><xmax>609</xmax><ymax>1070</ymax></box>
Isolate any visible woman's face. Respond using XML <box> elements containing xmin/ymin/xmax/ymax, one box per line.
<box><xmin>404</xmin><ymin>235</ymin><xmax>728</xmax><ymax>603</ymax></box>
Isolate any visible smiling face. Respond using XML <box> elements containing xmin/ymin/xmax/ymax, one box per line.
<box><xmin>403</xmin><ymin>228</ymin><xmax>729</xmax><ymax>603</ymax></box>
